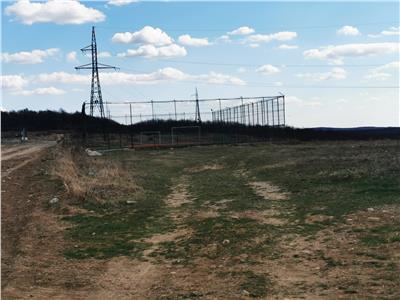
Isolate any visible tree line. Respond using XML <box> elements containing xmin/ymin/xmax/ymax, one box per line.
<box><xmin>2</xmin><ymin>109</ymin><xmax>399</xmax><ymax>140</ymax></box>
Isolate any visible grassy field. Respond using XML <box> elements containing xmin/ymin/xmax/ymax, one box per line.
<box><xmin>57</xmin><ymin>140</ymin><xmax>400</xmax><ymax>298</ymax></box>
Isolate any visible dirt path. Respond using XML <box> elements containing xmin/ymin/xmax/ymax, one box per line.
<box><xmin>1</xmin><ymin>140</ymin><xmax>105</xmax><ymax>299</ymax></box>
<box><xmin>2</xmin><ymin>141</ymin><xmax>57</xmax><ymax>177</ymax></box>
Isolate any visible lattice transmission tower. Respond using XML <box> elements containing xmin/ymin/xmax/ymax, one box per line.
<box><xmin>76</xmin><ymin>26</ymin><xmax>118</xmax><ymax>118</ymax></box>
<box><xmin>194</xmin><ymin>87</ymin><xmax>201</xmax><ymax>123</ymax></box>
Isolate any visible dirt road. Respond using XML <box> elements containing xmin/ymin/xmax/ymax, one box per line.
<box><xmin>2</xmin><ymin>141</ymin><xmax>57</xmax><ymax>177</ymax></box>
<box><xmin>1</xmin><ymin>139</ymin><xmax>62</xmax><ymax>296</ymax></box>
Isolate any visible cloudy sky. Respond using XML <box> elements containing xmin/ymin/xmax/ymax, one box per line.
<box><xmin>1</xmin><ymin>0</ymin><xmax>399</xmax><ymax>127</ymax></box>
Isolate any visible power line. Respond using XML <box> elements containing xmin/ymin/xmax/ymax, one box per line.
<box><xmin>102</xmin><ymin>96</ymin><xmax>280</xmax><ymax>105</ymax></box>
<box><xmin>96</xmin><ymin>21</ymin><xmax>398</xmax><ymax>32</ymax></box>
<box><xmin>155</xmin><ymin>59</ymin><xmax>385</xmax><ymax>68</ymax></box>
<box><xmin>116</xmin><ymin>58</ymin><xmax>387</xmax><ymax>70</ymax></box>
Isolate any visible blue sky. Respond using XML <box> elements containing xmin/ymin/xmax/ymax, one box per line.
<box><xmin>1</xmin><ymin>0</ymin><xmax>399</xmax><ymax>127</ymax></box>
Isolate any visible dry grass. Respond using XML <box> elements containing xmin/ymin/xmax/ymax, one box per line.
<box><xmin>52</xmin><ymin>147</ymin><xmax>140</xmax><ymax>201</ymax></box>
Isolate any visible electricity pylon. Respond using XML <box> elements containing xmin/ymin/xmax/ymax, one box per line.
<box><xmin>194</xmin><ymin>87</ymin><xmax>201</xmax><ymax>123</ymax></box>
<box><xmin>75</xmin><ymin>26</ymin><xmax>118</xmax><ymax>118</ymax></box>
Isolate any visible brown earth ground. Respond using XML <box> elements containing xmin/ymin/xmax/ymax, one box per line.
<box><xmin>2</xmin><ymin>139</ymin><xmax>399</xmax><ymax>299</ymax></box>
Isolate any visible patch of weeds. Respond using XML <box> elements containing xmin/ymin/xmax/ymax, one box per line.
<box><xmin>240</xmin><ymin>271</ymin><xmax>271</xmax><ymax>297</ymax></box>
<box><xmin>62</xmin><ymin>150</ymin><xmax>184</xmax><ymax>259</ymax></box>
<box><xmin>153</xmin><ymin>217</ymin><xmax>277</xmax><ymax>262</ymax></box>
<box><xmin>188</xmin><ymin>169</ymin><xmax>268</xmax><ymax>212</ymax></box>
<box><xmin>363</xmin><ymin>252</ymin><xmax>389</xmax><ymax>261</ymax></box>
<box><xmin>359</xmin><ymin>224</ymin><xmax>400</xmax><ymax>246</ymax></box>
<box><xmin>316</xmin><ymin>251</ymin><xmax>344</xmax><ymax>268</ymax></box>
<box><xmin>188</xmin><ymin>216</ymin><xmax>277</xmax><ymax>257</ymax></box>
<box><xmin>343</xmin><ymin>289</ymin><xmax>358</xmax><ymax>294</ymax></box>
<box><xmin>217</xmin><ymin>270</ymin><xmax>272</xmax><ymax>298</ymax></box>
<box><xmin>64</xmin><ymin>241</ymin><xmax>149</xmax><ymax>259</ymax></box>
<box><xmin>316</xmin><ymin>283</ymin><xmax>329</xmax><ymax>290</ymax></box>
<box><xmin>179</xmin><ymin>291</ymin><xmax>203</xmax><ymax>299</ymax></box>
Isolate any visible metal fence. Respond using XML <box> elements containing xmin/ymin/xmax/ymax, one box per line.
<box><xmin>80</xmin><ymin>95</ymin><xmax>286</xmax><ymax>149</ymax></box>
<box><xmin>81</xmin><ymin>131</ymin><xmax>272</xmax><ymax>150</ymax></box>
<box><xmin>211</xmin><ymin>96</ymin><xmax>285</xmax><ymax>126</ymax></box>
<box><xmin>84</xmin><ymin>95</ymin><xmax>285</xmax><ymax>126</ymax></box>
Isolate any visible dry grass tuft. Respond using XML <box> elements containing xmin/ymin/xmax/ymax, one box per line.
<box><xmin>52</xmin><ymin>147</ymin><xmax>140</xmax><ymax>201</ymax></box>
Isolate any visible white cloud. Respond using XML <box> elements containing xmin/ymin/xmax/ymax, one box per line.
<box><xmin>286</xmin><ymin>96</ymin><xmax>321</xmax><ymax>107</ymax></box>
<box><xmin>216</xmin><ymin>35</ymin><xmax>231</xmax><ymax>43</ymax></box>
<box><xmin>103</xmin><ymin>68</ymin><xmax>188</xmax><ymax>84</ymax></box>
<box><xmin>286</xmin><ymin>96</ymin><xmax>304</xmax><ymax>104</ymax></box>
<box><xmin>278</xmin><ymin>44</ymin><xmax>298</xmax><ymax>50</ymax></box>
<box><xmin>37</xmin><ymin>72</ymin><xmax>88</xmax><ymax>85</ymax></box>
<box><xmin>66</xmin><ymin>51</ymin><xmax>77</xmax><ymax>62</ymax></box>
<box><xmin>117</xmin><ymin>44</ymin><xmax>187</xmax><ymax>58</ymax></box>
<box><xmin>364</xmin><ymin>61</ymin><xmax>400</xmax><ymax>81</ymax></box>
<box><xmin>195</xmin><ymin>72</ymin><xmax>245</xmax><ymax>86</ymax></box>
<box><xmin>1</xmin><ymin>75</ymin><xmax>28</xmax><ymax>90</ymax></box>
<box><xmin>364</xmin><ymin>72</ymin><xmax>391</xmax><ymax>81</ymax></box>
<box><xmin>228</xmin><ymin>26</ymin><xmax>255</xmax><ymax>36</ymax></box>
<box><xmin>367</xmin><ymin>27</ymin><xmax>400</xmax><ymax>38</ymax></box>
<box><xmin>303</xmin><ymin>43</ymin><xmax>400</xmax><ymax>63</ymax></box>
<box><xmin>178</xmin><ymin>34</ymin><xmax>210</xmax><ymax>47</ymax></box>
<box><xmin>5</xmin><ymin>0</ymin><xmax>105</xmax><ymax>25</ymax></box>
<box><xmin>337</xmin><ymin>25</ymin><xmax>361</xmax><ymax>36</ymax></box>
<box><xmin>36</xmin><ymin>68</ymin><xmax>245</xmax><ymax>86</ymax></box>
<box><xmin>296</xmin><ymin>67</ymin><xmax>347</xmax><ymax>81</ymax></box>
<box><xmin>13</xmin><ymin>87</ymin><xmax>66</xmax><ymax>96</ymax></box>
<box><xmin>248</xmin><ymin>31</ymin><xmax>297</xmax><ymax>43</ymax></box>
<box><xmin>112</xmin><ymin>26</ymin><xmax>173</xmax><ymax>45</ymax></box>
<box><xmin>381</xmin><ymin>26</ymin><xmax>400</xmax><ymax>36</ymax></box>
<box><xmin>248</xmin><ymin>43</ymin><xmax>260</xmax><ymax>48</ymax></box>
<box><xmin>98</xmin><ymin>51</ymin><xmax>111</xmax><ymax>58</ymax></box>
<box><xmin>256</xmin><ymin>64</ymin><xmax>281</xmax><ymax>75</ymax></box>
<box><xmin>375</xmin><ymin>61</ymin><xmax>400</xmax><ymax>71</ymax></box>
<box><xmin>1</xmin><ymin>48</ymin><xmax>59</xmax><ymax>64</ymax></box>
<box><xmin>107</xmin><ymin>0</ymin><xmax>137</xmax><ymax>6</ymax></box>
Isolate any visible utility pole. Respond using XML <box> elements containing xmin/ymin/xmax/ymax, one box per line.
<box><xmin>194</xmin><ymin>87</ymin><xmax>201</xmax><ymax>123</ymax></box>
<box><xmin>75</xmin><ymin>26</ymin><xmax>118</xmax><ymax>118</ymax></box>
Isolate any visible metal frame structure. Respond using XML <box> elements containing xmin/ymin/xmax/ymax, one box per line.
<box><xmin>82</xmin><ymin>95</ymin><xmax>286</xmax><ymax>126</ymax></box>
<box><xmin>211</xmin><ymin>95</ymin><xmax>285</xmax><ymax>126</ymax></box>
<box><xmin>76</xmin><ymin>27</ymin><xmax>118</xmax><ymax>118</ymax></box>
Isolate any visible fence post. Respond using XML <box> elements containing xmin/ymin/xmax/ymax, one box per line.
<box><xmin>174</xmin><ymin>100</ymin><xmax>177</xmax><ymax>120</ymax></box>
<box><xmin>252</xmin><ymin>103</ymin><xmax>255</xmax><ymax>126</ymax></box>
<box><xmin>277</xmin><ymin>97</ymin><xmax>280</xmax><ymax>126</ymax></box>
<box><xmin>151</xmin><ymin>100</ymin><xmax>154</xmax><ymax>120</ymax></box>
<box><xmin>256</xmin><ymin>102</ymin><xmax>259</xmax><ymax>125</ymax></box>
<box><xmin>282</xmin><ymin>95</ymin><xmax>286</xmax><ymax>126</ymax></box>
<box><xmin>272</xmin><ymin>98</ymin><xmax>275</xmax><ymax>126</ymax></box>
